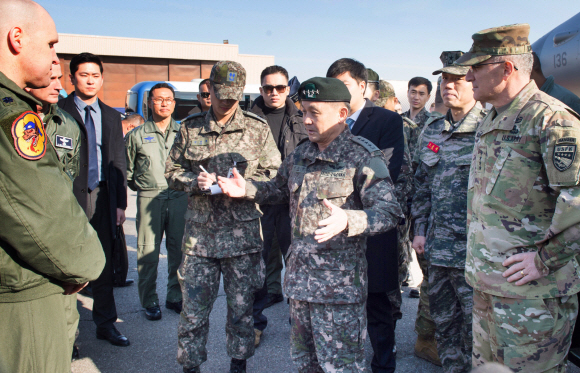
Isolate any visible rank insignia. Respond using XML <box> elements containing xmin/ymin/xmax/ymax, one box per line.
<box><xmin>2</xmin><ymin>97</ymin><xmax>14</xmax><ymax>104</ymax></box>
<box><xmin>11</xmin><ymin>111</ymin><xmax>46</xmax><ymax>160</ymax></box>
<box><xmin>143</xmin><ymin>136</ymin><xmax>156</xmax><ymax>143</ymax></box>
<box><xmin>554</xmin><ymin>144</ymin><xmax>576</xmax><ymax>171</ymax></box>
<box><xmin>55</xmin><ymin>135</ymin><xmax>73</xmax><ymax>150</ymax></box>
<box><xmin>427</xmin><ymin>141</ymin><xmax>440</xmax><ymax>153</ymax></box>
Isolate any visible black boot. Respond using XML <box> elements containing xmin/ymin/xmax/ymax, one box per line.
<box><xmin>230</xmin><ymin>358</ymin><xmax>246</xmax><ymax>373</ymax></box>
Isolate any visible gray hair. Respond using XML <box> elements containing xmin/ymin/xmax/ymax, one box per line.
<box><xmin>489</xmin><ymin>54</ymin><xmax>533</xmax><ymax>78</ymax></box>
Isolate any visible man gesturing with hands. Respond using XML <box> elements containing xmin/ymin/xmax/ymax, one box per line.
<box><xmin>219</xmin><ymin>77</ymin><xmax>403</xmax><ymax>373</ymax></box>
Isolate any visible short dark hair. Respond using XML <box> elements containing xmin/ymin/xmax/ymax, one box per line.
<box><xmin>408</xmin><ymin>77</ymin><xmax>432</xmax><ymax>94</ymax></box>
<box><xmin>198</xmin><ymin>79</ymin><xmax>210</xmax><ymax>91</ymax></box>
<box><xmin>70</xmin><ymin>52</ymin><xmax>103</xmax><ymax>76</ymax></box>
<box><xmin>326</xmin><ymin>58</ymin><xmax>367</xmax><ymax>84</ymax></box>
<box><xmin>532</xmin><ymin>51</ymin><xmax>542</xmax><ymax>73</ymax></box>
<box><xmin>149</xmin><ymin>83</ymin><xmax>175</xmax><ymax>98</ymax></box>
<box><xmin>260</xmin><ymin>65</ymin><xmax>289</xmax><ymax>85</ymax></box>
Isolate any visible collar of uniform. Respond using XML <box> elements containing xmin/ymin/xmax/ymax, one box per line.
<box><xmin>73</xmin><ymin>92</ymin><xmax>99</xmax><ymax>113</ymax></box>
<box><xmin>44</xmin><ymin>103</ymin><xmax>64</xmax><ymax>125</ymax></box>
<box><xmin>201</xmin><ymin>105</ymin><xmax>245</xmax><ymax>135</ymax></box>
<box><xmin>443</xmin><ymin>102</ymin><xmax>483</xmax><ymax>134</ymax></box>
<box><xmin>313</xmin><ymin>127</ymin><xmax>351</xmax><ymax>164</ymax></box>
<box><xmin>144</xmin><ymin>118</ymin><xmax>180</xmax><ymax>135</ymax></box>
<box><xmin>487</xmin><ymin>80</ymin><xmax>539</xmax><ymax>134</ymax></box>
<box><xmin>0</xmin><ymin>71</ymin><xmax>42</xmax><ymax>108</ymax></box>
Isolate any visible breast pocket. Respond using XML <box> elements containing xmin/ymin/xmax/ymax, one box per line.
<box><xmin>230</xmin><ymin>152</ymin><xmax>259</xmax><ymax>179</ymax></box>
<box><xmin>316</xmin><ymin>176</ymin><xmax>354</xmax><ymax>221</ymax></box>
<box><xmin>185</xmin><ymin>195</ymin><xmax>210</xmax><ymax>224</ymax></box>
<box><xmin>486</xmin><ymin>146</ymin><xmax>542</xmax><ymax>212</ymax></box>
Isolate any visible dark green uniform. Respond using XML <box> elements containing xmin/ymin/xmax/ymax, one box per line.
<box><xmin>125</xmin><ymin>118</ymin><xmax>187</xmax><ymax>309</ymax></box>
<box><xmin>42</xmin><ymin>103</ymin><xmax>83</xmax><ymax>353</ymax></box>
<box><xmin>0</xmin><ymin>72</ymin><xmax>105</xmax><ymax>373</ymax></box>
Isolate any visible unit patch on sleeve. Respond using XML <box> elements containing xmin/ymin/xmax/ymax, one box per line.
<box><xmin>55</xmin><ymin>135</ymin><xmax>73</xmax><ymax>150</ymax></box>
<box><xmin>11</xmin><ymin>111</ymin><xmax>47</xmax><ymax>160</ymax></box>
<box><xmin>553</xmin><ymin>144</ymin><xmax>576</xmax><ymax>171</ymax></box>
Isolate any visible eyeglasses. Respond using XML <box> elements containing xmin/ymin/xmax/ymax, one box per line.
<box><xmin>199</xmin><ymin>92</ymin><xmax>210</xmax><ymax>99</ymax></box>
<box><xmin>261</xmin><ymin>85</ymin><xmax>288</xmax><ymax>94</ymax></box>
<box><xmin>151</xmin><ymin>98</ymin><xmax>175</xmax><ymax>105</ymax></box>
<box><xmin>471</xmin><ymin>61</ymin><xmax>519</xmax><ymax>71</ymax></box>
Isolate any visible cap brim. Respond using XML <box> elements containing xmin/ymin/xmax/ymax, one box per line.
<box><xmin>432</xmin><ymin>66</ymin><xmax>470</xmax><ymax>75</ymax></box>
<box><xmin>213</xmin><ymin>84</ymin><xmax>243</xmax><ymax>101</ymax></box>
<box><xmin>454</xmin><ymin>52</ymin><xmax>492</xmax><ymax>66</ymax></box>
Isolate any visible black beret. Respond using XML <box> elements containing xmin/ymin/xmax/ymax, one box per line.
<box><xmin>299</xmin><ymin>77</ymin><xmax>351</xmax><ymax>103</ymax></box>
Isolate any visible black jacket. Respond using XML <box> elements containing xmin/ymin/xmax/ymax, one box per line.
<box><xmin>58</xmin><ymin>94</ymin><xmax>127</xmax><ymax>239</ymax></box>
<box><xmin>250</xmin><ymin>96</ymin><xmax>307</xmax><ymax>160</ymax></box>
<box><xmin>351</xmin><ymin>99</ymin><xmax>405</xmax><ymax>293</ymax></box>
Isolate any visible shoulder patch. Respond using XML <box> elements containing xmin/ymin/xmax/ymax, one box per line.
<box><xmin>369</xmin><ymin>157</ymin><xmax>390</xmax><ymax>179</ymax></box>
<box><xmin>182</xmin><ymin>112</ymin><xmax>206</xmax><ymax>123</ymax></box>
<box><xmin>242</xmin><ymin>110</ymin><xmax>268</xmax><ymax>124</ymax></box>
<box><xmin>402</xmin><ymin>116</ymin><xmax>418</xmax><ymax>129</ymax></box>
<box><xmin>351</xmin><ymin>135</ymin><xmax>380</xmax><ymax>153</ymax></box>
<box><xmin>425</xmin><ymin>114</ymin><xmax>444</xmax><ymax>127</ymax></box>
<box><xmin>11</xmin><ymin>111</ymin><xmax>47</xmax><ymax>160</ymax></box>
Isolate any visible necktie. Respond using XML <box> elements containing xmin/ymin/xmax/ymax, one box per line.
<box><xmin>346</xmin><ymin>118</ymin><xmax>355</xmax><ymax>130</ymax></box>
<box><xmin>84</xmin><ymin>106</ymin><xmax>99</xmax><ymax>191</ymax></box>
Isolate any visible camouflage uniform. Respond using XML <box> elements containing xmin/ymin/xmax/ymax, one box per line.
<box><xmin>403</xmin><ymin>107</ymin><xmax>430</xmax><ymax>154</ymax></box>
<box><xmin>413</xmin><ymin>103</ymin><xmax>488</xmax><ymax>373</ymax></box>
<box><xmin>245</xmin><ymin>127</ymin><xmax>403</xmax><ymax>373</ymax></box>
<box><xmin>454</xmin><ymin>24</ymin><xmax>580</xmax><ymax>373</ymax></box>
<box><xmin>165</xmin><ymin>61</ymin><xmax>281</xmax><ymax>370</ymax></box>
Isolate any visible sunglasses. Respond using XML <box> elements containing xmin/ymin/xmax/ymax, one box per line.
<box><xmin>262</xmin><ymin>85</ymin><xmax>288</xmax><ymax>94</ymax></box>
<box><xmin>199</xmin><ymin>92</ymin><xmax>210</xmax><ymax>98</ymax></box>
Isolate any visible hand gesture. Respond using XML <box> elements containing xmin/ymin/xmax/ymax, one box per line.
<box><xmin>218</xmin><ymin>168</ymin><xmax>246</xmax><ymax>198</ymax></box>
<box><xmin>502</xmin><ymin>252</ymin><xmax>544</xmax><ymax>286</ymax></box>
<box><xmin>412</xmin><ymin>236</ymin><xmax>426</xmax><ymax>255</ymax></box>
<box><xmin>314</xmin><ymin>199</ymin><xmax>348</xmax><ymax>243</ymax></box>
<box><xmin>198</xmin><ymin>171</ymin><xmax>217</xmax><ymax>191</ymax></box>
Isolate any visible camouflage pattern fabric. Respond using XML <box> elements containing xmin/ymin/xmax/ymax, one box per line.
<box><xmin>403</xmin><ymin>109</ymin><xmax>428</xmax><ymax>159</ymax></box>
<box><xmin>375</xmin><ymin>80</ymin><xmax>396</xmax><ymax>108</ymax></box>
<box><xmin>289</xmin><ymin>299</ymin><xmax>368</xmax><ymax>373</ymax></box>
<box><xmin>209</xmin><ymin>61</ymin><xmax>246</xmax><ymax>101</ymax></box>
<box><xmin>467</xmin><ymin>81</ymin><xmax>580</xmax><ymax>371</ymax></box>
<box><xmin>177</xmin><ymin>252</ymin><xmax>265</xmax><ymax>369</ymax></box>
<box><xmin>428</xmin><ymin>265</ymin><xmax>473</xmax><ymax>373</ymax></box>
<box><xmin>472</xmin><ymin>289</ymin><xmax>577</xmax><ymax>372</ymax></box>
<box><xmin>245</xmin><ymin>128</ymin><xmax>403</xmax><ymax>305</ymax></box>
<box><xmin>415</xmin><ymin>253</ymin><xmax>436</xmax><ymax>339</ymax></box>
<box><xmin>412</xmin><ymin>103</ymin><xmax>487</xmax><ymax>268</ymax></box>
<box><xmin>466</xmin><ymin>81</ymin><xmax>580</xmax><ymax>299</ymax></box>
<box><xmin>165</xmin><ymin>106</ymin><xmax>281</xmax><ymax>259</ymax></box>
<box><xmin>433</xmin><ymin>51</ymin><xmax>469</xmax><ymax>76</ymax></box>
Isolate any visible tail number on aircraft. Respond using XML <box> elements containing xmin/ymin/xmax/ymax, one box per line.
<box><xmin>554</xmin><ymin>52</ymin><xmax>567</xmax><ymax>68</ymax></box>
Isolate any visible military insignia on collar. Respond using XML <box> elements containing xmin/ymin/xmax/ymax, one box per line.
<box><xmin>427</xmin><ymin>141</ymin><xmax>440</xmax><ymax>153</ymax></box>
<box><xmin>510</xmin><ymin>125</ymin><xmax>520</xmax><ymax>134</ymax></box>
<box><xmin>515</xmin><ymin>116</ymin><xmax>523</xmax><ymax>123</ymax></box>
<box><xmin>55</xmin><ymin>135</ymin><xmax>73</xmax><ymax>150</ymax></box>
<box><xmin>143</xmin><ymin>135</ymin><xmax>157</xmax><ymax>143</ymax></box>
<box><xmin>227</xmin><ymin>72</ymin><xmax>236</xmax><ymax>82</ymax></box>
<box><xmin>2</xmin><ymin>97</ymin><xmax>14</xmax><ymax>105</ymax></box>
<box><xmin>553</xmin><ymin>144</ymin><xmax>576</xmax><ymax>172</ymax></box>
<box><xmin>11</xmin><ymin>111</ymin><xmax>46</xmax><ymax>160</ymax></box>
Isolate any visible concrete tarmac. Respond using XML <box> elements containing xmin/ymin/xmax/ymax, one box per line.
<box><xmin>71</xmin><ymin>190</ymin><xmax>580</xmax><ymax>373</ymax></box>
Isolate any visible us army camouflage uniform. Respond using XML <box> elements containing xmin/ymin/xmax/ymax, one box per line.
<box><xmin>412</xmin><ymin>103</ymin><xmax>487</xmax><ymax>373</ymax></box>
<box><xmin>165</xmin><ymin>106</ymin><xmax>281</xmax><ymax>369</ymax></box>
<box><xmin>244</xmin><ymin>128</ymin><xmax>403</xmax><ymax>373</ymax></box>
<box><xmin>467</xmin><ymin>81</ymin><xmax>580</xmax><ymax>372</ymax></box>
<box><xmin>387</xmin><ymin>116</ymin><xmax>416</xmax><ymax>323</ymax></box>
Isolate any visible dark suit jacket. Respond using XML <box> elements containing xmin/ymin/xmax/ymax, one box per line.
<box><xmin>352</xmin><ymin>99</ymin><xmax>404</xmax><ymax>293</ymax></box>
<box><xmin>58</xmin><ymin>94</ymin><xmax>127</xmax><ymax>239</ymax></box>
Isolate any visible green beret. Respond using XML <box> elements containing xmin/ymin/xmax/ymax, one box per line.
<box><xmin>367</xmin><ymin>68</ymin><xmax>379</xmax><ymax>83</ymax></box>
<box><xmin>299</xmin><ymin>77</ymin><xmax>351</xmax><ymax>103</ymax></box>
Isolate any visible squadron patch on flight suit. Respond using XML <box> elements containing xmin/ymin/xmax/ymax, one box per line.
<box><xmin>11</xmin><ymin>111</ymin><xmax>46</xmax><ymax>160</ymax></box>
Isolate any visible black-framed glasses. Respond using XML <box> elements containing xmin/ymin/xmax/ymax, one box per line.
<box><xmin>471</xmin><ymin>61</ymin><xmax>518</xmax><ymax>71</ymax></box>
<box><xmin>262</xmin><ymin>85</ymin><xmax>288</xmax><ymax>94</ymax></box>
<box><xmin>151</xmin><ymin>98</ymin><xmax>175</xmax><ymax>105</ymax></box>
<box><xmin>199</xmin><ymin>92</ymin><xmax>210</xmax><ymax>98</ymax></box>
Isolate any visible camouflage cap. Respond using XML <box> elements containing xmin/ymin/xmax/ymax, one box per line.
<box><xmin>455</xmin><ymin>23</ymin><xmax>532</xmax><ymax>66</ymax></box>
<box><xmin>375</xmin><ymin>80</ymin><xmax>396</xmax><ymax>108</ymax></box>
<box><xmin>299</xmin><ymin>77</ymin><xmax>351</xmax><ymax>103</ymax></box>
<box><xmin>367</xmin><ymin>68</ymin><xmax>379</xmax><ymax>83</ymax></box>
<box><xmin>209</xmin><ymin>60</ymin><xmax>246</xmax><ymax>100</ymax></box>
<box><xmin>432</xmin><ymin>51</ymin><xmax>470</xmax><ymax>75</ymax></box>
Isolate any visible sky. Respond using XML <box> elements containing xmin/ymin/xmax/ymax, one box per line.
<box><xmin>39</xmin><ymin>0</ymin><xmax>579</xmax><ymax>83</ymax></box>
